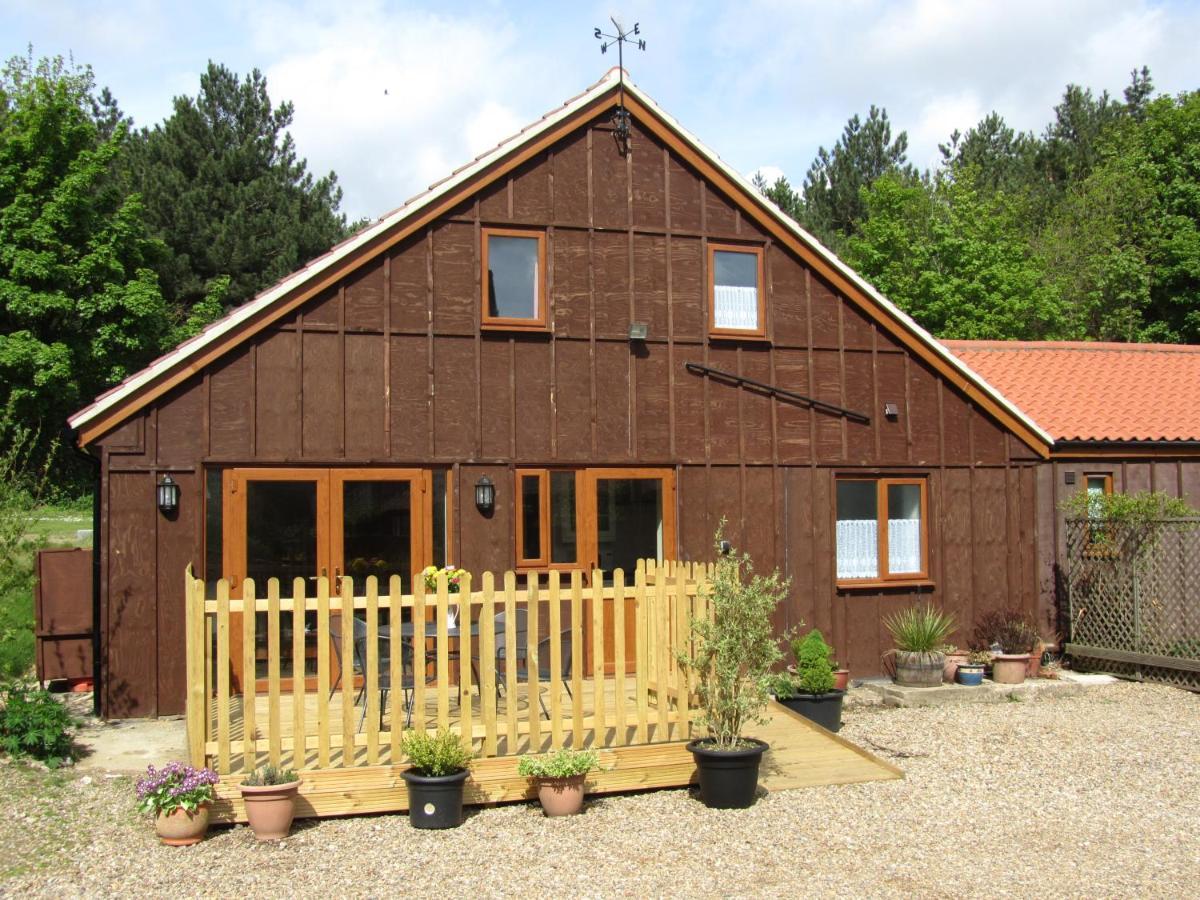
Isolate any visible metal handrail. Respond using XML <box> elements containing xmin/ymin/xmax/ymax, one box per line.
<box><xmin>684</xmin><ymin>361</ymin><xmax>871</xmax><ymax>424</ymax></box>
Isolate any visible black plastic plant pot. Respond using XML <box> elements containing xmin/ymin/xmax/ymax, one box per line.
<box><xmin>778</xmin><ymin>690</ymin><xmax>845</xmax><ymax>732</ymax></box>
<box><xmin>686</xmin><ymin>738</ymin><xmax>768</xmax><ymax>809</ymax></box>
<box><xmin>401</xmin><ymin>768</ymin><xmax>469</xmax><ymax>829</ymax></box>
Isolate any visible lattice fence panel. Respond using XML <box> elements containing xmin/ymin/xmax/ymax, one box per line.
<box><xmin>1065</xmin><ymin>518</ymin><xmax>1200</xmax><ymax>691</ymax></box>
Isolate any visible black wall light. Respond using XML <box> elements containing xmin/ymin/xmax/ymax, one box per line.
<box><xmin>157</xmin><ymin>474</ymin><xmax>180</xmax><ymax>515</ymax></box>
<box><xmin>474</xmin><ymin>476</ymin><xmax>495</xmax><ymax>514</ymax></box>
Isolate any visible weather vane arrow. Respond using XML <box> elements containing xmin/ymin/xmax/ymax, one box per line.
<box><xmin>594</xmin><ymin>17</ymin><xmax>646</xmax><ymax>155</ymax></box>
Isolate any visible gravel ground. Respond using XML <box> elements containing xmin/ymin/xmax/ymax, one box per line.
<box><xmin>3</xmin><ymin>681</ymin><xmax>1197</xmax><ymax>898</ymax></box>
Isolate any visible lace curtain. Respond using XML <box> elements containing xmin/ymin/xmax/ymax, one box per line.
<box><xmin>887</xmin><ymin>518</ymin><xmax>921</xmax><ymax>574</ymax></box>
<box><xmin>837</xmin><ymin>518</ymin><xmax>922</xmax><ymax>578</ymax></box>
<box><xmin>713</xmin><ymin>285</ymin><xmax>758</xmax><ymax>330</ymax></box>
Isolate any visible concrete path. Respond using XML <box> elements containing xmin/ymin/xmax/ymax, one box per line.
<box><xmin>63</xmin><ymin>694</ymin><xmax>188</xmax><ymax>774</ymax></box>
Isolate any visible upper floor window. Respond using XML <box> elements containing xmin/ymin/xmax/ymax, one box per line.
<box><xmin>836</xmin><ymin>477</ymin><xmax>928</xmax><ymax>584</ymax></box>
<box><xmin>482</xmin><ymin>228</ymin><xmax>547</xmax><ymax>330</ymax></box>
<box><xmin>709</xmin><ymin>244</ymin><xmax>765</xmax><ymax>337</ymax></box>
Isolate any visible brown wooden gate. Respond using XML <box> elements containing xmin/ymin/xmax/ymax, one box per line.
<box><xmin>35</xmin><ymin>548</ymin><xmax>94</xmax><ymax>685</ymax></box>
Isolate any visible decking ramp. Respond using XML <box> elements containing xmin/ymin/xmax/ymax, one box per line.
<box><xmin>758</xmin><ymin>700</ymin><xmax>903</xmax><ymax>791</ymax></box>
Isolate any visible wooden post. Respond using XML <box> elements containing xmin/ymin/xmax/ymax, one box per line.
<box><xmin>634</xmin><ymin>567</ymin><xmax>649</xmax><ymax>744</ymax></box>
<box><xmin>365</xmin><ymin>576</ymin><xmax>380</xmax><ymax>765</ymax></box>
<box><xmin>316</xmin><ymin>576</ymin><xmax>331</xmax><ymax>768</ymax></box>
<box><xmin>267</xmin><ymin>577</ymin><xmax>282</xmax><ymax>766</ymax></box>
<box><xmin>655</xmin><ymin>564</ymin><xmax>670</xmax><ymax>741</ymax></box>
<box><xmin>412</xmin><ymin>577</ymin><xmax>427</xmax><ymax>736</ymax></box>
<box><xmin>548</xmin><ymin>570</ymin><xmax>563</xmax><ymax>750</ymax></box>
<box><xmin>459</xmin><ymin>573</ymin><xmax>474</xmax><ymax>752</ymax></box>
<box><xmin>592</xmin><ymin>567</ymin><xmax>605</xmax><ymax>746</ymax></box>
<box><xmin>242</xmin><ymin>578</ymin><xmax>257</xmax><ymax>773</ymax></box>
<box><xmin>436</xmin><ymin>574</ymin><xmax>450</xmax><ymax>730</ymax></box>
<box><xmin>503</xmin><ymin>571</ymin><xmax>518</xmax><ymax>754</ymax></box>
<box><xmin>340</xmin><ymin>577</ymin><xmax>355</xmax><ymax>767</ymax></box>
<box><xmin>388</xmin><ymin>574</ymin><xmax>403</xmax><ymax>763</ymax></box>
<box><xmin>570</xmin><ymin>570</ymin><xmax>584</xmax><ymax>748</ymax></box>
<box><xmin>216</xmin><ymin>578</ymin><xmax>231</xmax><ymax>773</ymax></box>
<box><xmin>612</xmin><ymin>568</ymin><xmax>627</xmax><ymax>746</ymax></box>
<box><xmin>481</xmin><ymin>572</ymin><xmax>498</xmax><ymax>756</ymax></box>
<box><xmin>291</xmin><ymin>577</ymin><xmax>307</xmax><ymax>770</ymax></box>
<box><xmin>673</xmin><ymin>567</ymin><xmax>689</xmax><ymax>742</ymax></box>
<box><xmin>527</xmin><ymin>573</ymin><xmax>541</xmax><ymax>752</ymax></box>
<box><xmin>185</xmin><ymin>567</ymin><xmax>206</xmax><ymax>769</ymax></box>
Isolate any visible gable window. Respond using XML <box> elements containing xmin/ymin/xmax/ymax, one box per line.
<box><xmin>482</xmin><ymin>228</ymin><xmax>547</xmax><ymax>330</ymax></box>
<box><xmin>709</xmin><ymin>244</ymin><xmax>765</xmax><ymax>337</ymax></box>
<box><xmin>836</xmin><ymin>477</ymin><xmax>928</xmax><ymax>583</ymax></box>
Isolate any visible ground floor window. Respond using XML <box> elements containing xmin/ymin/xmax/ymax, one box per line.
<box><xmin>835</xmin><ymin>476</ymin><xmax>928</xmax><ymax>583</ymax></box>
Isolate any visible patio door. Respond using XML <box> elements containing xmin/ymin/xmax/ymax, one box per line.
<box><xmin>580</xmin><ymin>469</ymin><xmax>676</xmax><ymax>676</ymax></box>
<box><xmin>222</xmin><ymin>468</ymin><xmax>431</xmax><ymax>692</ymax></box>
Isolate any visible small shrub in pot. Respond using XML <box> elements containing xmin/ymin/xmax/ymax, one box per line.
<box><xmin>972</xmin><ymin>610</ymin><xmax>1038</xmax><ymax>685</ymax></box>
<box><xmin>400</xmin><ymin>729</ymin><xmax>474</xmax><ymax>829</ymax></box>
<box><xmin>239</xmin><ymin>764</ymin><xmax>301</xmax><ymax>841</ymax></box>
<box><xmin>136</xmin><ymin>762</ymin><xmax>220</xmax><ymax>846</ymax></box>
<box><xmin>774</xmin><ymin>629</ymin><xmax>845</xmax><ymax>732</ymax></box>
<box><xmin>517</xmin><ymin>748</ymin><xmax>600</xmax><ymax>816</ymax></box>
<box><xmin>884</xmin><ymin>604</ymin><xmax>955</xmax><ymax>687</ymax></box>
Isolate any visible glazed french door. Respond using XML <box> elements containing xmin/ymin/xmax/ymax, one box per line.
<box><xmin>222</xmin><ymin>468</ymin><xmax>431</xmax><ymax>692</ymax></box>
<box><xmin>581</xmin><ymin>469</ymin><xmax>677</xmax><ymax>676</ymax></box>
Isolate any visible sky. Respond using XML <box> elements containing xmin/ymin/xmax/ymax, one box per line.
<box><xmin>4</xmin><ymin>0</ymin><xmax>1199</xmax><ymax>224</ymax></box>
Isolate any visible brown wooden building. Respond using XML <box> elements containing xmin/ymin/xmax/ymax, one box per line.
<box><xmin>70</xmin><ymin>70</ymin><xmax>1053</xmax><ymax>718</ymax></box>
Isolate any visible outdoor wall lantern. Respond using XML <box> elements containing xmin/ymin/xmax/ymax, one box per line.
<box><xmin>474</xmin><ymin>476</ymin><xmax>495</xmax><ymax>514</ymax></box>
<box><xmin>628</xmin><ymin>321</ymin><xmax>648</xmax><ymax>341</ymax></box>
<box><xmin>156</xmin><ymin>474</ymin><xmax>180</xmax><ymax>515</ymax></box>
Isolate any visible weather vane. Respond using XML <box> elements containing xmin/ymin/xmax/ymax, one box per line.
<box><xmin>594</xmin><ymin>17</ymin><xmax>645</xmax><ymax>154</ymax></box>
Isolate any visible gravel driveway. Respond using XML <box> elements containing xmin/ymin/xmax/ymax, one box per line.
<box><xmin>3</xmin><ymin>682</ymin><xmax>1197</xmax><ymax>898</ymax></box>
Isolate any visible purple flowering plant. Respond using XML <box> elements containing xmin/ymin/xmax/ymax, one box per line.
<box><xmin>136</xmin><ymin>762</ymin><xmax>219</xmax><ymax>815</ymax></box>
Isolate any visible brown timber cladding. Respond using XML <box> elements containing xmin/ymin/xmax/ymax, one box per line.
<box><xmin>94</xmin><ymin>112</ymin><xmax>1041</xmax><ymax>717</ymax></box>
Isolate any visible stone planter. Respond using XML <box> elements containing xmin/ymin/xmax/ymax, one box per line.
<box><xmin>991</xmin><ymin>654</ymin><xmax>1030</xmax><ymax>685</ymax></box>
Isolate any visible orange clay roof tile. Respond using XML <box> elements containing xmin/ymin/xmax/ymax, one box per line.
<box><xmin>943</xmin><ymin>340</ymin><xmax>1200</xmax><ymax>443</ymax></box>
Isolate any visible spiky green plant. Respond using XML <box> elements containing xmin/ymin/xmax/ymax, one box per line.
<box><xmin>883</xmin><ymin>604</ymin><xmax>955</xmax><ymax>653</ymax></box>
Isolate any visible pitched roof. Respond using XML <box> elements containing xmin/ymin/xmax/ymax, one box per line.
<box><xmin>68</xmin><ymin>69</ymin><xmax>1052</xmax><ymax>456</ymax></box>
<box><xmin>943</xmin><ymin>340</ymin><xmax>1200</xmax><ymax>443</ymax></box>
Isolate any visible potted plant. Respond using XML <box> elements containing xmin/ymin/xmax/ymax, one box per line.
<box><xmin>517</xmin><ymin>748</ymin><xmax>600</xmax><ymax>816</ymax></box>
<box><xmin>239</xmin><ymin>764</ymin><xmax>301</xmax><ymax>841</ymax></box>
<box><xmin>942</xmin><ymin>644</ymin><xmax>969</xmax><ymax>683</ymax></box>
<box><xmin>772</xmin><ymin>629</ymin><xmax>845</xmax><ymax>732</ymax></box>
<box><xmin>679</xmin><ymin>528</ymin><xmax>788</xmax><ymax>809</ymax></box>
<box><xmin>972</xmin><ymin>610</ymin><xmax>1039</xmax><ymax>685</ymax></box>
<box><xmin>400</xmin><ymin>729</ymin><xmax>474</xmax><ymax>829</ymax></box>
<box><xmin>136</xmin><ymin>762</ymin><xmax>220</xmax><ymax>846</ymax></box>
<box><xmin>883</xmin><ymin>604</ymin><xmax>956</xmax><ymax>688</ymax></box>
<box><xmin>956</xmin><ymin>649</ymin><xmax>990</xmax><ymax>686</ymax></box>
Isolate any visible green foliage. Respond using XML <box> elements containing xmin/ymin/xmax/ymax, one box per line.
<box><xmin>678</xmin><ymin>525</ymin><xmax>789</xmax><ymax>751</ymax></box>
<box><xmin>967</xmin><ymin>649</ymin><xmax>993</xmax><ymax>666</ymax></box>
<box><xmin>790</xmin><ymin>629</ymin><xmax>836</xmax><ymax>695</ymax></box>
<box><xmin>516</xmin><ymin>748</ymin><xmax>599</xmax><ymax>779</ymax></box>
<box><xmin>1</xmin><ymin>52</ymin><xmax>173</xmax><ymax>484</ymax></box>
<box><xmin>401</xmin><ymin>728</ymin><xmax>473</xmax><ymax>776</ymax></box>
<box><xmin>884</xmin><ymin>604</ymin><xmax>956</xmax><ymax>653</ymax></box>
<box><xmin>1062</xmin><ymin>489</ymin><xmax>1197</xmax><ymax>524</ymax></box>
<box><xmin>970</xmin><ymin>609</ymin><xmax>1039</xmax><ymax>655</ymax></box>
<box><xmin>124</xmin><ymin>62</ymin><xmax>350</xmax><ymax>314</ymax></box>
<box><xmin>846</xmin><ymin>167</ymin><xmax>1065</xmax><ymax>339</ymax></box>
<box><xmin>0</xmin><ymin>681</ymin><xmax>73</xmax><ymax>764</ymax></box>
<box><xmin>242</xmin><ymin>764</ymin><xmax>298</xmax><ymax>786</ymax></box>
<box><xmin>0</xmin><ymin>417</ymin><xmax>53</xmax><ymax>679</ymax></box>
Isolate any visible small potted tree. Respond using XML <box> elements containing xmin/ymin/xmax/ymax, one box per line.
<box><xmin>136</xmin><ymin>762</ymin><xmax>220</xmax><ymax>846</ymax></box>
<box><xmin>680</xmin><ymin>528</ymin><xmax>788</xmax><ymax>809</ymax></box>
<box><xmin>884</xmin><ymin>604</ymin><xmax>956</xmax><ymax>687</ymax></box>
<box><xmin>400</xmin><ymin>729</ymin><xmax>474</xmax><ymax>829</ymax></box>
<box><xmin>239</xmin><ymin>764</ymin><xmax>301</xmax><ymax>841</ymax></box>
<box><xmin>517</xmin><ymin>748</ymin><xmax>600</xmax><ymax>816</ymax></box>
<box><xmin>772</xmin><ymin>629</ymin><xmax>845</xmax><ymax>732</ymax></box>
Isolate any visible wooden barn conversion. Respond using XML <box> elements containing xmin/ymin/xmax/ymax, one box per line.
<box><xmin>69</xmin><ymin>70</ymin><xmax>1056</xmax><ymax>718</ymax></box>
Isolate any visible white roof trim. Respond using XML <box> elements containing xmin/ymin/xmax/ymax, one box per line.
<box><xmin>70</xmin><ymin>69</ymin><xmax>1052</xmax><ymax>449</ymax></box>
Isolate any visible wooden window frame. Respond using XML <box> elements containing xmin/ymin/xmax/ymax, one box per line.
<box><xmin>481</xmin><ymin>227</ymin><xmax>548</xmax><ymax>332</ymax></box>
<box><xmin>1083</xmin><ymin>472</ymin><xmax>1116</xmax><ymax>557</ymax></box>
<box><xmin>708</xmin><ymin>242</ymin><xmax>767</xmax><ymax>340</ymax></box>
<box><xmin>515</xmin><ymin>468</ymin><xmax>585</xmax><ymax>571</ymax></box>
<box><xmin>835</xmin><ymin>475</ymin><xmax>930</xmax><ymax>588</ymax></box>
<box><xmin>1084</xmin><ymin>472</ymin><xmax>1114</xmax><ymax>499</ymax></box>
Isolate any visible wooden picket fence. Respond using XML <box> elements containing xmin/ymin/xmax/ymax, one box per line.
<box><xmin>185</xmin><ymin>560</ymin><xmax>713</xmax><ymax>776</ymax></box>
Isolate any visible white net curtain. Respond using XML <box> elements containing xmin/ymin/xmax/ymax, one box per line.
<box><xmin>835</xmin><ymin>518</ymin><xmax>922</xmax><ymax>579</ymax></box>
<box><xmin>713</xmin><ymin>285</ymin><xmax>759</xmax><ymax>330</ymax></box>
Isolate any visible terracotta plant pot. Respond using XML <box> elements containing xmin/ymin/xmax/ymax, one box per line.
<box><xmin>155</xmin><ymin>805</ymin><xmax>210</xmax><ymax>846</ymax></box>
<box><xmin>1025</xmin><ymin>644</ymin><xmax>1044</xmax><ymax>679</ymax></box>
<box><xmin>943</xmin><ymin>652</ymin><xmax>969</xmax><ymax>683</ymax></box>
<box><xmin>832</xmin><ymin>669</ymin><xmax>850</xmax><ymax>692</ymax></box>
<box><xmin>991</xmin><ymin>654</ymin><xmax>1030</xmax><ymax>684</ymax></box>
<box><xmin>240</xmin><ymin>780</ymin><xmax>301</xmax><ymax>841</ymax></box>
<box><xmin>894</xmin><ymin>650</ymin><xmax>946</xmax><ymax>688</ymax></box>
<box><xmin>535</xmin><ymin>774</ymin><xmax>587</xmax><ymax>816</ymax></box>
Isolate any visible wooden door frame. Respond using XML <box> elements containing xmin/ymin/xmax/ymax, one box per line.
<box><xmin>329</xmin><ymin>468</ymin><xmax>428</xmax><ymax>593</ymax></box>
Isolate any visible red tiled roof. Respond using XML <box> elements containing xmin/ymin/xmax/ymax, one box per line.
<box><xmin>943</xmin><ymin>340</ymin><xmax>1200</xmax><ymax>443</ymax></box>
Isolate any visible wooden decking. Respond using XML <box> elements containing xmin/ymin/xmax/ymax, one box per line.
<box><xmin>209</xmin><ymin>698</ymin><xmax>902</xmax><ymax>822</ymax></box>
